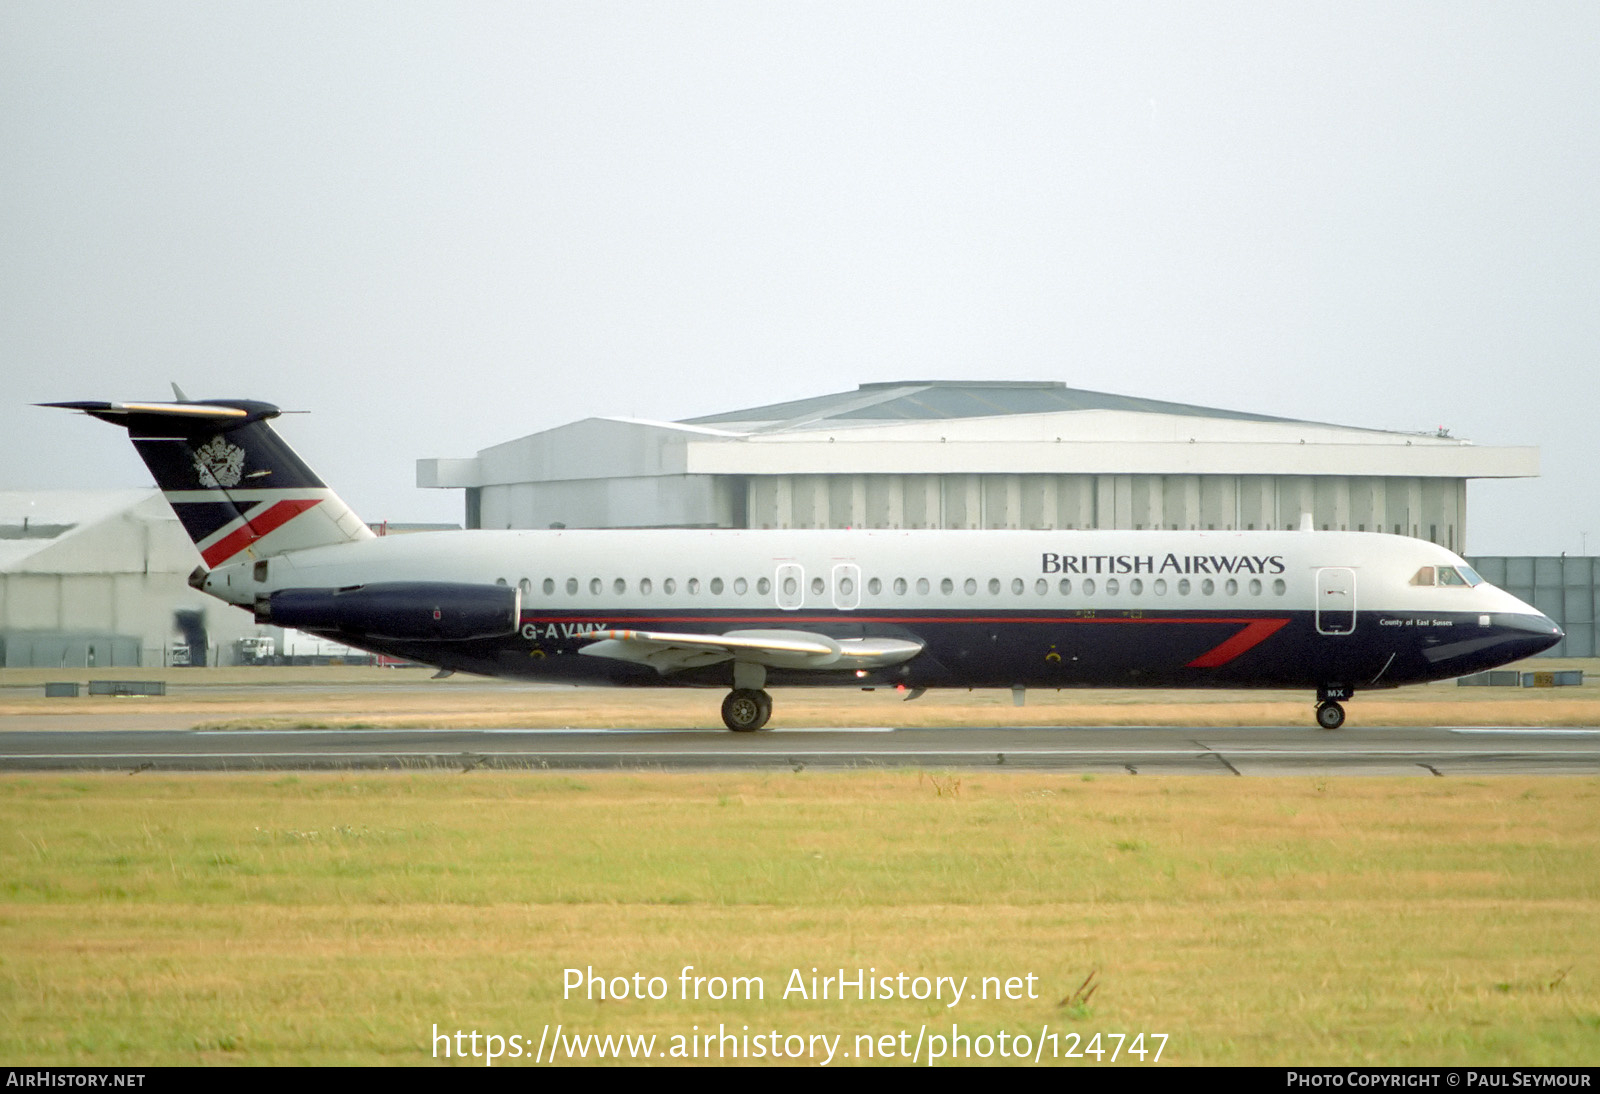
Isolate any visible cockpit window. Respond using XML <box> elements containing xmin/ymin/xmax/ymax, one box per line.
<box><xmin>1413</xmin><ymin>564</ymin><xmax>1484</xmax><ymax>587</ymax></box>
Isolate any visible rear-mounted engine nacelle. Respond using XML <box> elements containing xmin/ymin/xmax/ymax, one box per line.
<box><xmin>257</xmin><ymin>582</ymin><xmax>520</xmax><ymax>642</ymax></box>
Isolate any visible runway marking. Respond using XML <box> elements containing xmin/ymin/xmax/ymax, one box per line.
<box><xmin>193</xmin><ymin>727</ymin><xmax>899</xmax><ymax>736</ymax></box>
<box><xmin>1447</xmin><ymin>728</ymin><xmax>1600</xmax><ymax>736</ymax></box>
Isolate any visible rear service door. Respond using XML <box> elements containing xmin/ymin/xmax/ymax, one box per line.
<box><xmin>1316</xmin><ymin>567</ymin><xmax>1357</xmax><ymax>635</ymax></box>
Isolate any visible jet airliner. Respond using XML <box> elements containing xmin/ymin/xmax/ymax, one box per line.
<box><xmin>46</xmin><ymin>397</ymin><xmax>1563</xmax><ymax>730</ymax></box>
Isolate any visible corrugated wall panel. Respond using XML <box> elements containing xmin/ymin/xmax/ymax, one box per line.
<box><xmin>1469</xmin><ymin>555</ymin><xmax>1600</xmax><ymax>660</ymax></box>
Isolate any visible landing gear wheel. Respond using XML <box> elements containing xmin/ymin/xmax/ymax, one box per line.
<box><xmin>1315</xmin><ymin>701</ymin><xmax>1346</xmax><ymax>730</ymax></box>
<box><xmin>722</xmin><ymin>688</ymin><xmax>772</xmax><ymax>732</ymax></box>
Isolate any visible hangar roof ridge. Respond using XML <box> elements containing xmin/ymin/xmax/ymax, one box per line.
<box><xmin>0</xmin><ymin>488</ymin><xmax>161</xmax><ymax>571</ymax></box>
<box><xmin>593</xmin><ymin>416</ymin><xmax>748</xmax><ymax>438</ymax></box>
<box><xmin>681</xmin><ymin>380</ymin><xmax>1375</xmax><ymax>434</ymax></box>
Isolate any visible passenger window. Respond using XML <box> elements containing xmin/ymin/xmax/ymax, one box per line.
<box><xmin>565</xmin><ymin>578</ymin><xmax>579</xmax><ymax>595</ymax></box>
<box><xmin>916</xmin><ymin>578</ymin><xmax>930</xmax><ymax>595</ymax></box>
<box><xmin>665</xmin><ymin>578</ymin><xmax>677</xmax><ymax>594</ymax></box>
<box><xmin>1082</xmin><ymin>578</ymin><xmax>1096</xmax><ymax>596</ymax></box>
<box><xmin>543</xmin><ymin>578</ymin><xmax>555</xmax><ymax>596</ymax></box>
<box><xmin>1248</xmin><ymin>579</ymin><xmax>1261</xmax><ymax>596</ymax></box>
<box><xmin>641</xmin><ymin>578</ymin><xmax>653</xmax><ymax>595</ymax></box>
<box><xmin>1057</xmin><ymin>578</ymin><xmax>1070</xmax><ymax>595</ymax></box>
<box><xmin>614</xmin><ymin>578</ymin><xmax>626</xmax><ymax>594</ymax></box>
<box><xmin>1154</xmin><ymin>578</ymin><xmax>1167</xmax><ymax>595</ymax></box>
<box><xmin>1178</xmin><ymin>578</ymin><xmax>1190</xmax><ymax>595</ymax></box>
<box><xmin>1035</xmin><ymin>578</ymin><xmax>1047</xmax><ymax>595</ymax></box>
<box><xmin>840</xmin><ymin>576</ymin><xmax>855</xmax><ymax>596</ymax></box>
<box><xmin>496</xmin><ymin>577</ymin><xmax>508</xmax><ymax>586</ymax></box>
<box><xmin>1013</xmin><ymin>578</ymin><xmax>1025</xmax><ymax>595</ymax></box>
<box><xmin>1130</xmin><ymin>578</ymin><xmax>1143</xmax><ymax>595</ymax></box>
<box><xmin>894</xmin><ymin>577</ymin><xmax>908</xmax><ymax>595</ymax></box>
<box><xmin>782</xmin><ymin>576</ymin><xmax>796</xmax><ymax>597</ymax></box>
<box><xmin>589</xmin><ymin>578</ymin><xmax>601</xmax><ymax>595</ymax></box>
<box><xmin>734</xmin><ymin>577</ymin><xmax>748</xmax><ymax>595</ymax></box>
<box><xmin>688</xmin><ymin>578</ymin><xmax>701</xmax><ymax>595</ymax></box>
<box><xmin>867</xmin><ymin>577</ymin><xmax>881</xmax><ymax>595</ymax></box>
<box><xmin>964</xmin><ymin>578</ymin><xmax>977</xmax><ymax>595</ymax></box>
<box><xmin>519</xmin><ymin>578</ymin><xmax>531</xmax><ymax>596</ymax></box>
<box><xmin>988</xmin><ymin>578</ymin><xmax>1001</xmax><ymax>595</ymax></box>
<box><xmin>941</xmin><ymin>578</ymin><xmax>954</xmax><ymax>595</ymax></box>
<box><xmin>710</xmin><ymin>577</ymin><xmax>724</xmax><ymax>595</ymax></box>
<box><xmin>757</xmin><ymin>577</ymin><xmax>771</xmax><ymax>595</ymax></box>
<box><xmin>1225</xmin><ymin>579</ymin><xmax>1238</xmax><ymax>596</ymax></box>
<box><xmin>1201</xmin><ymin>579</ymin><xmax>1215</xmax><ymax>595</ymax></box>
<box><xmin>811</xmin><ymin>577</ymin><xmax>825</xmax><ymax>595</ymax></box>
<box><xmin>1273</xmin><ymin>579</ymin><xmax>1286</xmax><ymax>595</ymax></box>
<box><xmin>1106</xmin><ymin>578</ymin><xmax>1120</xmax><ymax>595</ymax></box>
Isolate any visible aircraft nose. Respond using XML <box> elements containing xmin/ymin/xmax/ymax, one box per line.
<box><xmin>1511</xmin><ymin>611</ymin><xmax>1564</xmax><ymax>657</ymax></box>
<box><xmin>1424</xmin><ymin>611</ymin><xmax>1564</xmax><ymax>675</ymax></box>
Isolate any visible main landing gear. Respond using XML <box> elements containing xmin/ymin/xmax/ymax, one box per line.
<box><xmin>722</xmin><ymin>662</ymin><xmax>773</xmax><ymax>732</ymax></box>
<box><xmin>722</xmin><ymin>688</ymin><xmax>773</xmax><ymax>732</ymax></box>
<box><xmin>1315</xmin><ymin>685</ymin><xmax>1351</xmax><ymax>730</ymax></box>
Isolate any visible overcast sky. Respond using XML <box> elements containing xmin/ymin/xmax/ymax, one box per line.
<box><xmin>2</xmin><ymin>2</ymin><xmax>1596</xmax><ymax>554</ymax></box>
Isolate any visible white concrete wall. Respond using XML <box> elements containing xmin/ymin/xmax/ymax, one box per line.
<box><xmin>1</xmin><ymin>492</ymin><xmax>268</xmax><ymax>667</ymax></box>
<box><xmin>478</xmin><ymin>475</ymin><xmax>740</xmax><ymax>530</ymax></box>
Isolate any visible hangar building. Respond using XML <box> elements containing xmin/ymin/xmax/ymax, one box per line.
<box><xmin>0</xmin><ymin>490</ymin><xmax>254</xmax><ymax>668</ymax></box>
<box><xmin>418</xmin><ymin>380</ymin><xmax>1538</xmax><ymax>553</ymax></box>
<box><xmin>0</xmin><ymin>490</ymin><xmax>466</xmax><ymax>669</ymax></box>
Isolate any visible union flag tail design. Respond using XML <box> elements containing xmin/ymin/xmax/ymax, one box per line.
<box><xmin>44</xmin><ymin>398</ymin><xmax>374</xmax><ymax>567</ymax></box>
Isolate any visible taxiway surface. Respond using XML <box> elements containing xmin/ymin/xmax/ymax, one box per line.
<box><xmin>4</xmin><ymin>725</ymin><xmax>1599</xmax><ymax>775</ymax></box>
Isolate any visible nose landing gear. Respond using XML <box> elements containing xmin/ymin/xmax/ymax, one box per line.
<box><xmin>1315</xmin><ymin>685</ymin><xmax>1351</xmax><ymax>730</ymax></box>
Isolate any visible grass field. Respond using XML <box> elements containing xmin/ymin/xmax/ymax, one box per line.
<box><xmin>2</xmin><ymin>772</ymin><xmax>1598</xmax><ymax>1066</ymax></box>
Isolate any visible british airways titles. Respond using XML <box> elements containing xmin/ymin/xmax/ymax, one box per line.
<box><xmin>1041</xmin><ymin>553</ymin><xmax>1287</xmax><ymax>576</ymax></box>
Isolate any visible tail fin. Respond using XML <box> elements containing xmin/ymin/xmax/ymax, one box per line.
<box><xmin>44</xmin><ymin>398</ymin><xmax>374</xmax><ymax>567</ymax></box>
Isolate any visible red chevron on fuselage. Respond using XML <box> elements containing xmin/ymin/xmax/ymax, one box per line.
<box><xmin>1185</xmin><ymin>617</ymin><xmax>1292</xmax><ymax>668</ymax></box>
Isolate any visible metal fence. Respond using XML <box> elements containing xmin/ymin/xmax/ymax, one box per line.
<box><xmin>1467</xmin><ymin>556</ymin><xmax>1600</xmax><ymax>658</ymax></box>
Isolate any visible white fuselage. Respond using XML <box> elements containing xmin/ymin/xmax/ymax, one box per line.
<box><xmin>205</xmin><ymin>527</ymin><xmax>1538</xmax><ymax>623</ymax></box>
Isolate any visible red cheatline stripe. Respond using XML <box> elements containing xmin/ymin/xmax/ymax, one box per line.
<box><xmin>1185</xmin><ymin>618</ymin><xmax>1291</xmax><ymax>668</ymax></box>
<box><xmin>201</xmin><ymin>498</ymin><xmax>321</xmax><ymax>566</ymax></box>
<box><xmin>522</xmin><ymin>612</ymin><xmax>1290</xmax><ymax>628</ymax></box>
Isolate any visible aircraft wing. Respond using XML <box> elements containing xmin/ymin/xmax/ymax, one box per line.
<box><xmin>578</xmin><ymin>628</ymin><xmax>923</xmax><ymax>675</ymax></box>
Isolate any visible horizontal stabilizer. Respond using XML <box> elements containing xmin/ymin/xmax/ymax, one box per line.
<box><xmin>39</xmin><ymin>399</ymin><xmax>278</xmax><ymax>425</ymax></box>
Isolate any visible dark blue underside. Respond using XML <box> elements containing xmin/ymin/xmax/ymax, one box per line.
<box><xmin>315</xmin><ymin>608</ymin><xmax>1562</xmax><ymax>695</ymax></box>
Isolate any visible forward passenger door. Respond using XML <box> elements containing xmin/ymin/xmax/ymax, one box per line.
<box><xmin>1316</xmin><ymin>567</ymin><xmax>1357</xmax><ymax>635</ymax></box>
